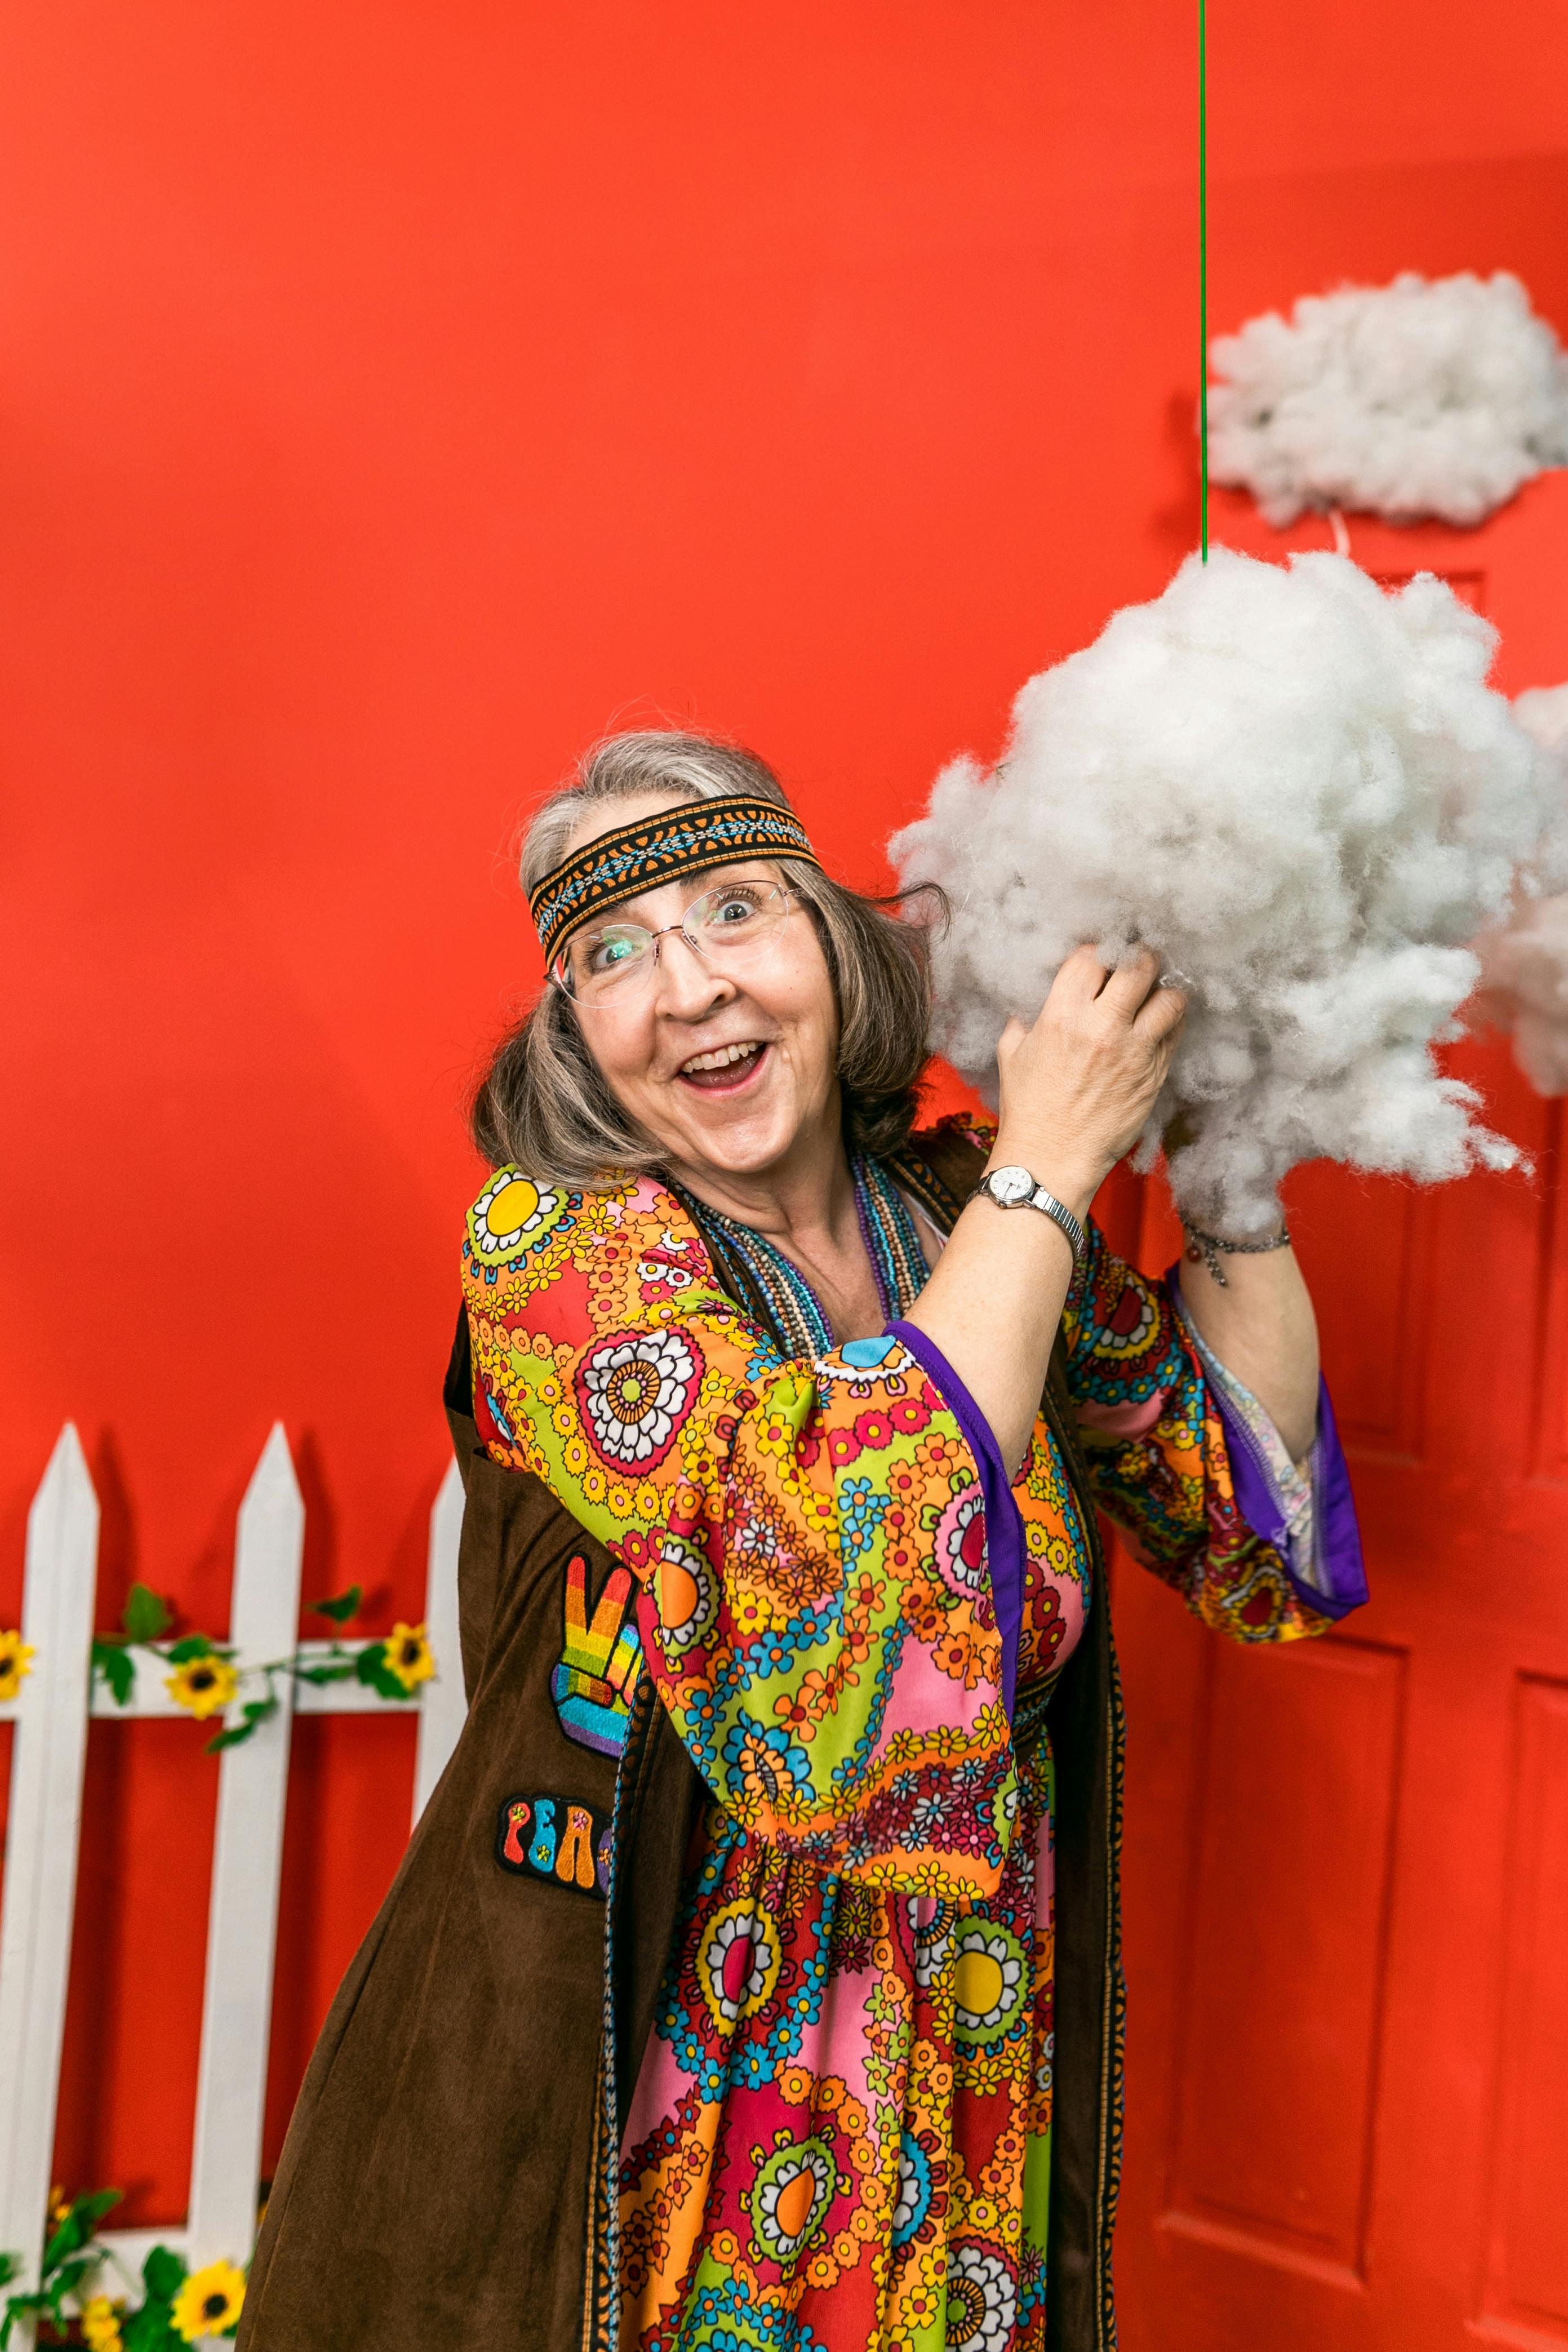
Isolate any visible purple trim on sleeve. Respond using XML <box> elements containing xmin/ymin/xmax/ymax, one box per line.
<box><xmin>1212</xmin><ymin>1372</ymin><xmax>1368</xmax><ymax>1621</ymax></box>
<box><xmin>888</xmin><ymin>1320</ymin><xmax>1027</xmax><ymax>1722</ymax></box>
<box><xmin>1306</xmin><ymin>1381</ymin><xmax>1369</xmax><ymax>1617</ymax></box>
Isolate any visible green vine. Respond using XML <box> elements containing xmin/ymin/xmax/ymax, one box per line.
<box><xmin>0</xmin><ymin>2190</ymin><xmax>245</xmax><ymax>2348</ymax></box>
<box><xmin>91</xmin><ymin>1583</ymin><xmax>434</xmax><ymax>1751</ymax></box>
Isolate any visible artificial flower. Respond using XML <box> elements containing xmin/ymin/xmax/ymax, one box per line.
<box><xmin>171</xmin><ymin>2259</ymin><xmax>246</xmax><ymax>2342</ymax></box>
<box><xmin>165</xmin><ymin>1654</ymin><xmax>238</xmax><ymax>1721</ymax></box>
<box><xmin>47</xmin><ymin>2183</ymin><xmax>71</xmax><ymax>2228</ymax></box>
<box><xmin>383</xmin><ymin>1622</ymin><xmax>434</xmax><ymax>1692</ymax></box>
<box><xmin>81</xmin><ymin>2295</ymin><xmax>125</xmax><ymax>2350</ymax></box>
<box><xmin>0</xmin><ymin>1628</ymin><xmax>36</xmax><ymax>1702</ymax></box>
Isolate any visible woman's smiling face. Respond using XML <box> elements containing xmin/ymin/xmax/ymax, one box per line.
<box><xmin>560</xmin><ymin>792</ymin><xmax>842</xmax><ymax>1182</ymax></box>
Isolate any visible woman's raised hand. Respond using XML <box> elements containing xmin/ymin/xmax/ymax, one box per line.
<box><xmin>992</xmin><ymin>946</ymin><xmax>1188</xmax><ymax>1215</ymax></box>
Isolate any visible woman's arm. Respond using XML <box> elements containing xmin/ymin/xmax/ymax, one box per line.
<box><xmin>904</xmin><ymin>944</ymin><xmax>1187</xmax><ymax>1472</ymax></box>
<box><xmin>1175</xmin><ymin>1242</ymin><xmax>1321</xmax><ymax>1464</ymax></box>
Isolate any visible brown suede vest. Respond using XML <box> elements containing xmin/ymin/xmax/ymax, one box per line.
<box><xmin>240</xmin><ymin>1127</ymin><xmax>1123</xmax><ymax>2352</ymax></box>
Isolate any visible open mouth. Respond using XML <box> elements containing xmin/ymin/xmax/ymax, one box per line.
<box><xmin>676</xmin><ymin>1040</ymin><xmax>770</xmax><ymax>1094</ymax></box>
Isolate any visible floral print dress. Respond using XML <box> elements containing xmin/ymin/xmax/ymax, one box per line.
<box><xmin>461</xmin><ymin>1134</ymin><xmax>1363</xmax><ymax>2352</ymax></box>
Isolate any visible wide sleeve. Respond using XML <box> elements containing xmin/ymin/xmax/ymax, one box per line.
<box><xmin>1058</xmin><ymin>1217</ymin><xmax>1367</xmax><ymax>1643</ymax></box>
<box><xmin>463</xmin><ymin>1169</ymin><xmax>1018</xmax><ymax>1901</ymax></box>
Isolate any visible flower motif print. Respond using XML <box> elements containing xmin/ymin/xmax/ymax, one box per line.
<box><xmin>721</xmin><ymin>1717</ymin><xmax>813</xmax><ymax>1815</ymax></box>
<box><xmin>945</xmin><ymin>2244</ymin><xmax>1018</xmax><ymax>2352</ymax></box>
<box><xmin>698</xmin><ymin>1899</ymin><xmax>783</xmax><ymax>2027</ymax></box>
<box><xmin>931</xmin><ymin>1482</ymin><xmax>990</xmax><ymax>1613</ymax></box>
<box><xmin>653</xmin><ymin>1533</ymin><xmax>719</xmax><ymax>1659</ymax></box>
<box><xmin>469</xmin><ymin>1171</ymin><xmax>567</xmax><ymax>1257</ymax></box>
<box><xmin>951</xmin><ymin>1919</ymin><xmax>1028</xmax><ymax>2048</ymax></box>
<box><xmin>906</xmin><ymin>1893</ymin><xmax>959</xmax><ymax>1990</ymax></box>
<box><xmin>576</xmin><ymin>1328</ymin><xmax>702</xmax><ymax>1471</ymax></box>
<box><xmin>750</xmin><ymin>2137</ymin><xmax>838</xmax><ymax>2268</ymax></box>
<box><xmin>891</xmin><ymin>2130</ymin><xmax>935</xmax><ymax>2248</ymax></box>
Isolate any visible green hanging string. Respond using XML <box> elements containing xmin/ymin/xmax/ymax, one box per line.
<box><xmin>1198</xmin><ymin>0</ymin><xmax>1209</xmax><ymax>560</ymax></box>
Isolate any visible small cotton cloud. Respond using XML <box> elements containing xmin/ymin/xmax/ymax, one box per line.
<box><xmin>891</xmin><ymin>547</ymin><xmax>1560</xmax><ymax>1235</ymax></box>
<box><xmin>1473</xmin><ymin>685</ymin><xmax>1568</xmax><ymax>1094</ymax></box>
<box><xmin>1208</xmin><ymin>271</ymin><xmax>1568</xmax><ymax>527</ymax></box>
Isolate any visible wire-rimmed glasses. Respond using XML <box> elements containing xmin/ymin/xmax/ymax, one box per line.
<box><xmin>553</xmin><ymin>876</ymin><xmax>794</xmax><ymax>1010</ymax></box>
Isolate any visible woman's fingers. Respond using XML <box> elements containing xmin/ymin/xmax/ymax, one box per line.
<box><xmin>1095</xmin><ymin>947</ymin><xmax>1164</xmax><ymax>1014</ymax></box>
<box><xmin>1136</xmin><ymin>979</ymin><xmax>1189</xmax><ymax>1040</ymax></box>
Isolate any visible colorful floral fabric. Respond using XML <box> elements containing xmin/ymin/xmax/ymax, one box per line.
<box><xmin>463</xmin><ymin>1141</ymin><xmax>1339</xmax><ymax>2351</ymax></box>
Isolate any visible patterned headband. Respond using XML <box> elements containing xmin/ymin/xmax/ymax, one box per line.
<box><xmin>528</xmin><ymin>796</ymin><xmax>822</xmax><ymax>965</ymax></box>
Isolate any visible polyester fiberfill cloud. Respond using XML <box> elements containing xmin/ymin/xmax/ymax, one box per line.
<box><xmin>1207</xmin><ymin>272</ymin><xmax>1568</xmax><ymax>527</ymax></box>
<box><xmin>891</xmin><ymin>548</ymin><xmax>1559</xmax><ymax>1235</ymax></box>
<box><xmin>1474</xmin><ymin>685</ymin><xmax>1568</xmax><ymax>1096</ymax></box>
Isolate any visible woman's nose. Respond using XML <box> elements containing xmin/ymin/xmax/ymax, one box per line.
<box><xmin>652</xmin><ymin>928</ymin><xmax>735</xmax><ymax>1016</ymax></box>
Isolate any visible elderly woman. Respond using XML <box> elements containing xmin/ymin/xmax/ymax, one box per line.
<box><xmin>242</xmin><ymin>731</ymin><xmax>1365</xmax><ymax>2352</ymax></box>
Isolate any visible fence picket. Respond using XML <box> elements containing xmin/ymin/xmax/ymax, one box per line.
<box><xmin>0</xmin><ymin>1428</ymin><xmax>100</xmax><ymax>2298</ymax></box>
<box><xmin>185</xmin><ymin>1424</ymin><xmax>305</xmax><ymax>2274</ymax></box>
<box><xmin>3</xmin><ymin>1425</ymin><xmax>470</xmax><ymax>2323</ymax></box>
<box><xmin>412</xmin><ymin>1457</ymin><xmax>465</xmax><ymax>1826</ymax></box>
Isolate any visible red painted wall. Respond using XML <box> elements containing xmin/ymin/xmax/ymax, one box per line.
<box><xmin>1</xmin><ymin>0</ymin><xmax>1565</xmax><ymax>2249</ymax></box>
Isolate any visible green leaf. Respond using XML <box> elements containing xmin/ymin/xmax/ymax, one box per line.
<box><xmin>48</xmin><ymin>2257</ymin><xmax>92</xmax><ymax>2303</ymax></box>
<box><xmin>165</xmin><ymin>1634</ymin><xmax>222</xmax><ymax>1665</ymax></box>
<box><xmin>354</xmin><ymin>1641</ymin><xmax>412</xmax><ymax>1702</ymax></box>
<box><xmin>293</xmin><ymin>1661</ymin><xmax>353</xmax><ymax>1686</ymax></box>
<box><xmin>40</xmin><ymin>2217</ymin><xmax>85</xmax><ymax>2275</ymax></box>
<box><xmin>1</xmin><ymin>2291</ymin><xmax>48</xmax><ymax>2349</ymax></box>
<box><xmin>309</xmin><ymin>1584</ymin><xmax>362</xmax><ymax>1625</ymax></box>
<box><xmin>142</xmin><ymin>2243</ymin><xmax>187</xmax><ymax>2301</ymax></box>
<box><xmin>0</xmin><ymin>2256</ymin><xmax>18</xmax><ymax>2289</ymax></box>
<box><xmin>203</xmin><ymin>1694</ymin><xmax>277</xmax><ymax>1754</ymax></box>
<box><xmin>75</xmin><ymin>2189</ymin><xmax>123</xmax><ymax>2234</ymax></box>
<box><xmin>124</xmin><ymin>2302</ymin><xmax>181</xmax><ymax>2352</ymax></box>
<box><xmin>123</xmin><ymin>1583</ymin><xmax>172</xmax><ymax>1643</ymax></box>
<box><xmin>92</xmin><ymin>1640</ymin><xmax>136</xmax><ymax>1706</ymax></box>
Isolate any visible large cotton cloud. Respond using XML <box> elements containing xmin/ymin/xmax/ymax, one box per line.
<box><xmin>1473</xmin><ymin>686</ymin><xmax>1568</xmax><ymax>1094</ymax></box>
<box><xmin>1208</xmin><ymin>272</ymin><xmax>1568</xmax><ymax>527</ymax></box>
<box><xmin>891</xmin><ymin>548</ymin><xmax>1560</xmax><ymax>1236</ymax></box>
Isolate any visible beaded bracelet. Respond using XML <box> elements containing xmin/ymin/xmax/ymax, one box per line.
<box><xmin>1181</xmin><ymin>1221</ymin><xmax>1292</xmax><ymax>1287</ymax></box>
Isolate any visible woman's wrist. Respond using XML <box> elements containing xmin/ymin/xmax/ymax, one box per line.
<box><xmin>988</xmin><ymin>1129</ymin><xmax>1102</xmax><ymax>1224</ymax></box>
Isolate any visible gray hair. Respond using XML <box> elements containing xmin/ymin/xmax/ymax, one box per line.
<box><xmin>471</xmin><ymin>730</ymin><xmax>943</xmax><ymax>1185</ymax></box>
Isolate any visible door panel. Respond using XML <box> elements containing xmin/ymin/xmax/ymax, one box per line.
<box><xmin>1481</xmin><ymin>1676</ymin><xmax>1568</xmax><ymax>2344</ymax></box>
<box><xmin>1164</xmin><ymin>1637</ymin><xmax>1404</xmax><ymax>2286</ymax></box>
<box><xmin>1112</xmin><ymin>479</ymin><xmax>1568</xmax><ymax>2352</ymax></box>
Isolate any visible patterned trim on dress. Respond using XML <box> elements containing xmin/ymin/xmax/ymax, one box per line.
<box><xmin>676</xmin><ymin>1155</ymin><xmax>928</xmax><ymax>1361</ymax></box>
<box><xmin>527</xmin><ymin>796</ymin><xmax>821</xmax><ymax>963</ymax></box>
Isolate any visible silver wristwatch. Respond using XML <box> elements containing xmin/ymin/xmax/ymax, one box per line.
<box><xmin>974</xmin><ymin>1165</ymin><xmax>1087</xmax><ymax>1262</ymax></box>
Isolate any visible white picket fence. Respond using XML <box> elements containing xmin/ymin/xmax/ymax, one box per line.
<box><xmin>0</xmin><ymin>1423</ymin><xmax>468</xmax><ymax>2321</ymax></box>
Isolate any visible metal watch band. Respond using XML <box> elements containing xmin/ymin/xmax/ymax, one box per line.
<box><xmin>975</xmin><ymin>1165</ymin><xmax>1087</xmax><ymax>1263</ymax></box>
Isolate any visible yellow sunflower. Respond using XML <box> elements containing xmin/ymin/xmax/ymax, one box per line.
<box><xmin>81</xmin><ymin>2295</ymin><xmax>126</xmax><ymax>2350</ymax></box>
<box><xmin>166</xmin><ymin>1653</ymin><xmax>238</xmax><ymax>1720</ymax></box>
<box><xmin>170</xmin><ymin>2260</ymin><xmax>246</xmax><ymax>2342</ymax></box>
<box><xmin>0</xmin><ymin>1628</ymin><xmax>36</xmax><ymax>1702</ymax></box>
<box><xmin>383</xmin><ymin>1622</ymin><xmax>434</xmax><ymax>1692</ymax></box>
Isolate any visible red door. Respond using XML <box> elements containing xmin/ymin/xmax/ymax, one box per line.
<box><xmin>1112</xmin><ymin>477</ymin><xmax>1568</xmax><ymax>2350</ymax></box>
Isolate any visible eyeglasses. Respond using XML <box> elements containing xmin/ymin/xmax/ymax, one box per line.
<box><xmin>554</xmin><ymin>878</ymin><xmax>794</xmax><ymax>1009</ymax></box>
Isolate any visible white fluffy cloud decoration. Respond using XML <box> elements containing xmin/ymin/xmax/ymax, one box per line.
<box><xmin>1473</xmin><ymin>686</ymin><xmax>1568</xmax><ymax>1095</ymax></box>
<box><xmin>1207</xmin><ymin>271</ymin><xmax>1568</xmax><ymax>527</ymax></box>
<box><xmin>891</xmin><ymin>548</ymin><xmax>1560</xmax><ymax>1236</ymax></box>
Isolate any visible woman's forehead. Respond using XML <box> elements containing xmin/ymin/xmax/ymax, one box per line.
<box><xmin>572</xmin><ymin>854</ymin><xmax>782</xmax><ymax>937</ymax></box>
<box><xmin>562</xmin><ymin>787</ymin><xmax>690</xmax><ymax>859</ymax></box>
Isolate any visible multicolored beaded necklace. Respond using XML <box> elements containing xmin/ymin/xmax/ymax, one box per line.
<box><xmin>678</xmin><ymin>1155</ymin><xmax>928</xmax><ymax>1361</ymax></box>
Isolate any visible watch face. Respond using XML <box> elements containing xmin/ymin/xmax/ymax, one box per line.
<box><xmin>989</xmin><ymin>1165</ymin><xmax>1034</xmax><ymax>1206</ymax></box>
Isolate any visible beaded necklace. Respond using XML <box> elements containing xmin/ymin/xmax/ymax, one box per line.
<box><xmin>678</xmin><ymin>1155</ymin><xmax>928</xmax><ymax>1361</ymax></box>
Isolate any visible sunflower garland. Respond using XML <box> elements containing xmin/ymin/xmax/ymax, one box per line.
<box><xmin>0</xmin><ymin>1629</ymin><xmax>35</xmax><ymax>1703</ymax></box>
<box><xmin>88</xmin><ymin>1581</ymin><xmax>437</xmax><ymax>1752</ymax></box>
<box><xmin>0</xmin><ymin>2190</ymin><xmax>247</xmax><ymax>2349</ymax></box>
